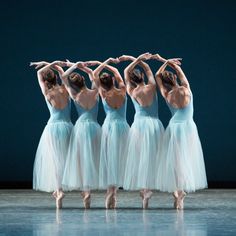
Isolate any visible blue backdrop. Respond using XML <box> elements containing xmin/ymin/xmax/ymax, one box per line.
<box><xmin>0</xmin><ymin>0</ymin><xmax>235</xmax><ymax>183</ymax></box>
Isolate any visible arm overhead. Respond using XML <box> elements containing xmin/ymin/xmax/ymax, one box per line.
<box><xmin>167</xmin><ymin>61</ymin><xmax>189</xmax><ymax>88</ymax></box>
<box><xmin>92</xmin><ymin>58</ymin><xmax>120</xmax><ymax>88</ymax></box>
<box><xmin>155</xmin><ymin>61</ymin><xmax>171</xmax><ymax>98</ymax></box>
<box><xmin>155</xmin><ymin>59</ymin><xmax>184</xmax><ymax>97</ymax></box>
<box><xmin>32</xmin><ymin>61</ymin><xmax>63</xmax><ymax>96</ymax></box>
<box><xmin>122</xmin><ymin>53</ymin><xmax>155</xmax><ymax>93</ymax></box>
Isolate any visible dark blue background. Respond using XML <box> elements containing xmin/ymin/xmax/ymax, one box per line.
<box><xmin>0</xmin><ymin>0</ymin><xmax>235</xmax><ymax>183</ymax></box>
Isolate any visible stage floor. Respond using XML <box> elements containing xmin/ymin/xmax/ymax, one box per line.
<box><xmin>0</xmin><ymin>189</ymin><xmax>235</xmax><ymax>235</ymax></box>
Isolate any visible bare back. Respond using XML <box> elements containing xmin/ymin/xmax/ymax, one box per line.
<box><xmin>45</xmin><ymin>85</ymin><xmax>69</xmax><ymax>109</ymax></box>
<box><xmin>74</xmin><ymin>88</ymin><xmax>99</xmax><ymax>110</ymax></box>
<box><xmin>166</xmin><ymin>86</ymin><xmax>191</xmax><ymax>109</ymax></box>
<box><xmin>100</xmin><ymin>87</ymin><xmax>126</xmax><ymax>109</ymax></box>
<box><xmin>130</xmin><ymin>84</ymin><xmax>156</xmax><ymax>107</ymax></box>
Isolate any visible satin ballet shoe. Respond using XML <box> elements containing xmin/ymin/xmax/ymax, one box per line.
<box><xmin>56</xmin><ymin>192</ymin><xmax>65</xmax><ymax>209</ymax></box>
<box><xmin>105</xmin><ymin>192</ymin><xmax>114</xmax><ymax>209</ymax></box>
<box><xmin>142</xmin><ymin>191</ymin><xmax>153</xmax><ymax>209</ymax></box>
<box><xmin>173</xmin><ymin>191</ymin><xmax>186</xmax><ymax>210</ymax></box>
<box><xmin>82</xmin><ymin>193</ymin><xmax>91</xmax><ymax>209</ymax></box>
<box><xmin>110</xmin><ymin>194</ymin><xmax>117</xmax><ymax>209</ymax></box>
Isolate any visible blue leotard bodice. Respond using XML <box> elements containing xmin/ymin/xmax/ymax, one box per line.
<box><xmin>74</xmin><ymin>97</ymin><xmax>99</xmax><ymax>122</ymax></box>
<box><xmin>102</xmin><ymin>96</ymin><xmax>127</xmax><ymax>120</ymax></box>
<box><xmin>46</xmin><ymin>99</ymin><xmax>71</xmax><ymax>123</ymax></box>
<box><xmin>167</xmin><ymin>92</ymin><xmax>193</xmax><ymax>122</ymax></box>
<box><xmin>131</xmin><ymin>92</ymin><xmax>159</xmax><ymax>119</ymax></box>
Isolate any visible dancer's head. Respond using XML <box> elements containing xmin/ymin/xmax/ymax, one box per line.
<box><xmin>68</xmin><ymin>72</ymin><xmax>85</xmax><ymax>91</ymax></box>
<box><xmin>129</xmin><ymin>69</ymin><xmax>144</xmax><ymax>86</ymax></box>
<box><xmin>99</xmin><ymin>72</ymin><xmax>114</xmax><ymax>90</ymax></box>
<box><xmin>160</xmin><ymin>71</ymin><xmax>177</xmax><ymax>91</ymax></box>
<box><xmin>43</xmin><ymin>69</ymin><xmax>57</xmax><ymax>89</ymax></box>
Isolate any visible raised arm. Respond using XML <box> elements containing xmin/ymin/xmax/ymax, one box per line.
<box><xmin>65</xmin><ymin>59</ymin><xmax>95</xmax><ymax>81</ymax></box>
<box><xmin>155</xmin><ymin>61</ymin><xmax>170</xmax><ymax>98</ymax></box>
<box><xmin>137</xmin><ymin>59</ymin><xmax>155</xmax><ymax>86</ymax></box>
<box><xmin>155</xmin><ymin>59</ymin><xmax>184</xmax><ymax>97</ymax></box>
<box><xmin>167</xmin><ymin>61</ymin><xmax>190</xmax><ymax>88</ymax></box>
<box><xmin>92</xmin><ymin>58</ymin><xmax>119</xmax><ymax>88</ymax></box>
<box><xmin>122</xmin><ymin>53</ymin><xmax>154</xmax><ymax>93</ymax></box>
<box><xmin>105</xmin><ymin>64</ymin><xmax>125</xmax><ymax>89</ymax></box>
<box><xmin>33</xmin><ymin>61</ymin><xmax>62</xmax><ymax>96</ymax></box>
<box><xmin>93</xmin><ymin>58</ymin><xmax>118</xmax><ymax>78</ymax></box>
<box><xmin>30</xmin><ymin>61</ymin><xmax>49</xmax><ymax>69</ymax></box>
<box><xmin>65</xmin><ymin>60</ymin><xmax>99</xmax><ymax>89</ymax></box>
<box><xmin>150</xmin><ymin>53</ymin><xmax>167</xmax><ymax>63</ymax></box>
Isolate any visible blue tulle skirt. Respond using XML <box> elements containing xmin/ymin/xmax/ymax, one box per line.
<box><xmin>62</xmin><ymin>119</ymin><xmax>101</xmax><ymax>191</ymax></box>
<box><xmin>123</xmin><ymin>116</ymin><xmax>164</xmax><ymax>190</ymax></box>
<box><xmin>33</xmin><ymin>121</ymin><xmax>73</xmax><ymax>192</ymax></box>
<box><xmin>156</xmin><ymin>119</ymin><xmax>208</xmax><ymax>192</ymax></box>
<box><xmin>99</xmin><ymin>118</ymin><xmax>130</xmax><ymax>189</ymax></box>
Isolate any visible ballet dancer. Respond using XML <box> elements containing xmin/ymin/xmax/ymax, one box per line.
<box><xmin>155</xmin><ymin>59</ymin><xmax>208</xmax><ymax>209</ymax></box>
<box><xmin>86</xmin><ymin>57</ymin><xmax>130</xmax><ymax>209</ymax></box>
<box><xmin>120</xmin><ymin>53</ymin><xmax>165</xmax><ymax>209</ymax></box>
<box><xmin>50</xmin><ymin>61</ymin><xmax>101</xmax><ymax>209</ymax></box>
<box><xmin>30</xmin><ymin>61</ymin><xmax>73</xmax><ymax>209</ymax></box>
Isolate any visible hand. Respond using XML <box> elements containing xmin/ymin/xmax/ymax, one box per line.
<box><xmin>137</xmin><ymin>52</ymin><xmax>152</xmax><ymax>61</ymax></box>
<box><xmin>105</xmin><ymin>57</ymin><xmax>119</xmax><ymax>64</ymax></box>
<box><xmin>118</xmin><ymin>55</ymin><xmax>135</xmax><ymax>61</ymax></box>
<box><xmin>75</xmin><ymin>61</ymin><xmax>84</xmax><ymax>67</ymax></box>
<box><xmin>51</xmin><ymin>60</ymin><xmax>67</xmax><ymax>67</ymax></box>
<box><xmin>167</xmin><ymin>58</ymin><xmax>182</xmax><ymax>66</ymax></box>
<box><xmin>83</xmin><ymin>61</ymin><xmax>101</xmax><ymax>67</ymax></box>
<box><xmin>151</xmin><ymin>53</ymin><xmax>162</xmax><ymax>60</ymax></box>
<box><xmin>109</xmin><ymin>57</ymin><xmax>120</xmax><ymax>64</ymax></box>
<box><xmin>30</xmin><ymin>61</ymin><xmax>49</xmax><ymax>69</ymax></box>
<box><xmin>65</xmin><ymin>59</ymin><xmax>75</xmax><ymax>67</ymax></box>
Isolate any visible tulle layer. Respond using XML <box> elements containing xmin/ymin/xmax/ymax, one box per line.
<box><xmin>156</xmin><ymin>119</ymin><xmax>207</xmax><ymax>193</ymax></box>
<box><xmin>124</xmin><ymin>117</ymin><xmax>164</xmax><ymax>190</ymax></box>
<box><xmin>33</xmin><ymin>121</ymin><xmax>73</xmax><ymax>192</ymax></box>
<box><xmin>62</xmin><ymin>119</ymin><xmax>101</xmax><ymax>191</ymax></box>
<box><xmin>99</xmin><ymin>118</ymin><xmax>129</xmax><ymax>189</ymax></box>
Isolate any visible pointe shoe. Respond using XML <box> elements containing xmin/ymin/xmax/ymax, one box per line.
<box><xmin>178</xmin><ymin>192</ymin><xmax>186</xmax><ymax>210</ymax></box>
<box><xmin>105</xmin><ymin>192</ymin><xmax>113</xmax><ymax>209</ymax></box>
<box><xmin>56</xmin><ymin>198</ymin><xmax>62</xmax><ymax>209</ymax></box>
<box><xmin>83</xmin><ymin>194</ymin><xmax>91</xmax><ymax>209</ymax></box>
<box><xmin>173</xmin><ymin>192</ymin><xmax>178</xmax><ymax>209</ymax></box>
<box><xmin>110</xmin><ymin>194</ymin><xmax>117</xmax><ymax>209</ymax></box>
<box><xmin>56</xmin><ymin>192</ymin><xmax>65</xmax><ymax>209</ymax></box>
<box><xmin>142</xmin><ymin>191</ymin><xmax>153</xmax><ymax>209</ymax></box>
<box><xmin>173</xmin><ymin>192</ymin><xmax>186</xmax><ymax>210</ymax></box>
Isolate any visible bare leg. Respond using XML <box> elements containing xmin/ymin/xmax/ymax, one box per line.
<box><xmin>173</xmin><ymin>190</ymin><xmax>186</xmax><ymax>210</ymax></box>
<box><xmin>105</xmin><ymin>186</ymin><xmax>117</xmax><ymax>209</ymax></box>
<box><xmin>110</xmin><ymin>187</ymin><xmax>117</xmax><ymax>209</ymax></box>
<box><xmin>140</xmin><ymin>189</ymin><xmax>153</xmax><ymax>209</ymax></box>
<box><xmin>81</xmin><ymin>190</ymin><xmax>91</xmax><ymax>209</ymax></box>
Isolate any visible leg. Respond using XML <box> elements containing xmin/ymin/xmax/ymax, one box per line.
<box><xmin>140</xmin><ymin>189</ymin><xmax>153</xmax><ymax>209</ymax></box>
<box><xmin>81</xmin><ymin>190</ymin><xmax>91</xmax><ymax>209</ymax></box>
<box><xmin>173</xmin><ymin>190</ymin><xmax>186</xmax><ymax>210</ymax></box>
<box><xmin>105</xmin><ymin>186</ymin><xmax>117</xmax><ymax>209</ymax></box>
<box><xmin>110</xmin><ymin>186</ymin><xmax>117</xmax><ymax>209</ymax></box>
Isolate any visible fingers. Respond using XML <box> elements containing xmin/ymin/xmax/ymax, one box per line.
<box><xmin>138</xmin><ymin>52</ymin><xmax>152</xmax><ymax>60</ymax></box>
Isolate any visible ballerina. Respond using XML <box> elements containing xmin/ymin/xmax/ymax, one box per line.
<box><xmin>50</xmin><ymin>60</ymin><xmax>102</xmax><ymax>209</ymax></box>
<box><xmin>86</xmin><ymin>57</ymin><xmax>130</xmax><ymax>209</ymax></box>
<box><xmin>120</xmin><ymin>53</ymin><xmax>165</xmax><ymax>209</ymax></box>
<box><xmin>155</xmin><ymin>60</ymin><xmax>207</xmax><ymax>209</ymax></box>
<box><xmin>30</xmin><ymin>61</ymin><xmax>73</xmax><ymax>209</ymax></box>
